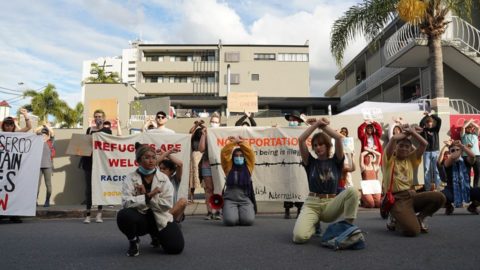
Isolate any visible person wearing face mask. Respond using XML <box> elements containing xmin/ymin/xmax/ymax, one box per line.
<box><xmin>116</xmin><ymin>143</ymin><xmax>184</xmax><ymax>257</ymax></box>
<box><xmin>283</xmin><ymin>111</ymin><xmax>305</xmax><ymax>219</ymax></box>
<box><xmin>80</xmin><ymin>109</ymin><xmax>112</xmax><ymax>224</ymax></box>
<box><xmin>220</xmin><ymin>136</ymin><xmax>256</xmax><ymax>226</ymax></box>
<box><xmin>292</xmin><ymin>118</ymin><xmax>359</xmax><ymax>244</ymax></box>
<box><xmin>198</xmin><ymin>112</ymin><xmax>222</xmax><ymax>220</ymax></box>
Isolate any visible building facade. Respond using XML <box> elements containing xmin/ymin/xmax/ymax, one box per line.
<box><xmin>325</xmin><ymin>13</ymin><xmax>480</xmax><ymax>113</ymax></box>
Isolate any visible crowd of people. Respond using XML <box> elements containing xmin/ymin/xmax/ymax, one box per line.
<box><xmin>1</xmin><ymin>108</ymin><xmax>480</xmax><ymax>256</ymax></box>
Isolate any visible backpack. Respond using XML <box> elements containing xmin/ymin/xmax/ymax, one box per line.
<box><xmin>321</xmin><ymin>221</ymin><xmax>366</xmax><ymax>250</ymax></box>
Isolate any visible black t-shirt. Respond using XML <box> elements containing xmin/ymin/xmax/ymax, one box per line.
<box><xmin>303</xmin><ymin>153</ymin><xmax>344</xmax><ymax>194</ymax></box>
<box><xmin>81</xmin><ymin>127</ymin><xmax>112</xmax><ymax>171</ymax></box>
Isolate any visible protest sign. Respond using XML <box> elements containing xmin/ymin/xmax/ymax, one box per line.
<box><xmin>227</xmin><ymin>92</ymin><xmax>258</xmax><ymax>113</ymax></box>
<box><xmin>65</xmin><ymin>134</ymin><xmax>92</xmax><ymax>156</ymax></box>
<box><xmin>206</xmin><ymin>127</ymin><xmax>311</xmax><ymax>202</ymax></box>
<box><xmin>361</xmin><ymin>107</ymin><xmax>383</xmax><ymax>121</ymax></box>
<box><xmin>91</xmin><ymin>132</ymin><xmax>190</xmax><ymax>205</ymax></box>
<box><xmin>342</xmin><ymin>137</ymin><xmax>355</xmax><ymax>154</ymax></box>
<box><xmin>87</xmin><ymin>98</ymin><xmax>119</xmax><ymax>128</ymax></box>
<box><xmin>0</xmin><ymin>132</ymin><xmax>43</xmax><ymax>216</ymax></box>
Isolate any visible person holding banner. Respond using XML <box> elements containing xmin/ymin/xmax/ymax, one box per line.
<box><xmin>359</xmin><ymin>148</ymin><xmax>382</xmax><ymax>208</ymax></box>
<box><xmin>292</xmin><ymin>117</ymin><xmax>359</xmax><ymax>244</ymax></box>
<box><xmin>0</xmin><ymin>108</ymin><xmax>32</xmax><ymax>223</ymax></box>
<box><xmin>198</xmin><ymin>112</ymin><xmax>222</xmax><ymax>220</ymax></box>
<box><xmin>188</xmin><ymin>120</ymin><xmax>205</xmax><ymax>203</ymax></box>
<box><xmin>80</xmin><ymin>109</ymin><xmax>112</xmax><ymax>224</ymax></box>
<box><xmin>461</xmin><ymin>119</ymin><xmax>480</xmax><ymax>188</ymax></box>
<box><xmin>220</xmin><ymin>136</ymin><xmax>257</xmax><ymax>226</ymax></box>
<box><xmin>117</xmin><ymin>143</ymin><xmax>184</xmax><ymax>257</ymax></box>
<box><xmin>157</xmin><ymin>148</ymin><xmax>188</xmax><ymax>223</ymax></box>
<box><xmin>146</xmin><ymin>111</ymin><xmax>175</xmax><ymax>134</ymax></box>
<box><xmin>382</xmin><ymin>124</ymin><xmax>445</xmax><ymax>236</ymax></box>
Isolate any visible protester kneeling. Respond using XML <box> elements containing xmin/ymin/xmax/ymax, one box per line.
<box><xmin>292</xmin><ymin>118</ymin><xmax>359</xmax><ymax>243</ymax></box>
<box><xmin>221</xmin><ymin>136</ymin><xmax>257</xmax><ymax>226</ymax></box>
<box><xmin>117</xmin><ymin>143</ymin><xmax>184</xmax><ymax>257</ymax></box>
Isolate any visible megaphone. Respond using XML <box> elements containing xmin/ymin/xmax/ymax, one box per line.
<box><xmin>208</xmin><ymin>194</ymin><xmax>224</xmax><ymax>210</ymax></box>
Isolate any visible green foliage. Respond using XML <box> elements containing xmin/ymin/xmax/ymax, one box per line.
<box><xmin>84</xmin><ymin>63</ymin><xmax>121</xmax><ymax>84</ymax></box>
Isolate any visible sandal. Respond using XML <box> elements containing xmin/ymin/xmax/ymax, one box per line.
<box><xmin>418</xmin><ymin>217</ymin><xmax>428</xmax><ymax>233</ymax></box>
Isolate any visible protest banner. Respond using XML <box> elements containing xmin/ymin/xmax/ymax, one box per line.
<box><xmin>0</xmin><ymin>132</ymin><xmax>43</xmax><ymax>216</ymax></box>
<box><xmin>449</xmin><ymin>114</ymin><xmax>480</xmax><ymax>141</ymax></box>
<box><xmin>227</xmin><ymin>92</ymin><xmax>258</xmax><ymax>113</ymax></box>
<box><xmin>206</xmin><ymin>127</ymin><xmax>311</xmax><ymax>202</ymax></box>
<box><xmin>65</xmin><ymin>134</ymin><xmax>93</xmax><ymax>156</ymax></box>
<box><xmin>361</xmin><ymin>107</ymin><xmax>383</xmax><ymax>121</ymax></box>
<box><xmin>91</xmin><ymin>132</ymin><xmax>191</xmax><ymax>205</ymax></box>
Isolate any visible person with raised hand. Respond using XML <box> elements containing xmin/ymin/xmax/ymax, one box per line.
<box><xmin>461</xmin><ymin>119</ymin><xmax>480</xmax><ymax>187</ymax></box>
<box><xmin>292</xmin><ymin>117</ymin><xmax>359</xmax><ymax>244</ymax></box>
<box><xmin>382</xmin><ymin>123</ymin><xmax>446</xmax><ymax>236</ymax></box>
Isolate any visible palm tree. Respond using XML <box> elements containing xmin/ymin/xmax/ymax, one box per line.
<box><xmin>330</xmin><ymin>0</ymin><xmax>477</xmax><ymax>99</ymax></box>
<box><xmin>84</xmin><ymin>62</ymin><xmax>121</xmax><ymax>84</ymax></box>
<box><xmin>57</xmin><ymin>102</ymin><xmax>83</xmax><ymax>128</ymax></box>
<box><xmin>23</xmin><ymin>84</ymin><xmax>68</xmax><ymax>123</ymax></box>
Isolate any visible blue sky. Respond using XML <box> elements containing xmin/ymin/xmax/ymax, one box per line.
<box><xmin>0</xmin><ymin>0</ymin><xmax>366</xmax><ymax>113</ymax></box>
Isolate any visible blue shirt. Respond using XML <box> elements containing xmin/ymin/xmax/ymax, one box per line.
<box><xmin>461</xmin><ymin>133</ymin><xmax>480</xmax><ymax>156</ymax></box>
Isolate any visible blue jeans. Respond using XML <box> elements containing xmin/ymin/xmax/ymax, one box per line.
<box><xmin>423</xmin><ymin>151</ymin><xmax>440</xmax><ymax>191</ymax></box>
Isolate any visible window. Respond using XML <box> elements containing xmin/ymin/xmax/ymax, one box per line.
<box><xmin>225</xmin><ymin>52</ymin><xmax>240</xmax><ymax>62</ymax></box>
<box><xmin>128</xmin><ymin>61</ymin><xmax>135</xmax><ymax>64</ymax></box>
<box><xmin>128</xmin><ymin>74</ymin><xmax>135</xmax><ymax>77</ymax></box>
<box><xmin>128</xmin><ymin>67</ymin><xmax>135</xmax><ymax>71</ymax></box>
<box><xmin>251</xmin><ymin>74</ymin><xmax>259</xmax><ymax>81</ymax></box>
<box><xmin>224</xmin><ymin>74</ymin><xmax>240</xmax><ymax>84</ymax></box>
<box><xmin>254</xmin><ymin>53</ymin><xmax>275</xmax><ymax>60</ymax></box>
<box><xmin>278</xmin><ymin>53</ymin><xmax>309</xmax><ymax>62</ymax></box>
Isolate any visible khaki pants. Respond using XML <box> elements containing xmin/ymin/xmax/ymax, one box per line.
<box><xmin>391</xmin><ymin>190</ymin><xmax>446</xmax><ymax>237</ymax></box>
<box><xmin>292</xmin><ymin>187</ymin><xmax>359</xmax><ymax>243</ymax></box>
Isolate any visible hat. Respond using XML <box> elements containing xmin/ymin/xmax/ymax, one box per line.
<box><xmin>41</xmin><ymin>128</ymin><xmax>49</xmax><ymax>135</ymax></box>
<box><xmin>284</xmin><ymin>111</ymin><xmax>304</xmax><ymax>123</ymax></box>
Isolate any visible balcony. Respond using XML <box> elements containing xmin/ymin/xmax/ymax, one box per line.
<box><xmin>136</xmin><ymin>82</ymin><xmax>218</xmax><ymax>95</ymax></box>
<box><xmin>137</xmin><ymin>60</ymin><xmax>218</xmax><ymax>73</ymax></box>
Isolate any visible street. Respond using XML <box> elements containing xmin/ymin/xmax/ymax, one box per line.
<box><xmin>1</xmin><ymin>209</ymin><xmax>479</xmax><ymax>270</ymax></box>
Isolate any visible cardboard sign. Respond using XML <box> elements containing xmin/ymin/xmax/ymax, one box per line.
<box><xmin>87</xmin><ymin>98</ymin><xmax>118</xmax><ymax>128</ymax></box>
<box><xmin>227</xmin><ymin>92</ymin><xmax>258</xmax><ymax>113</ymax></box>
<box><xmin>65</xmin><ymin>134</ymin><xmax>93</xmax><ymax>156</ymax></box>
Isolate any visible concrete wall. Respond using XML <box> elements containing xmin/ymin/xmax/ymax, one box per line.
<box><xmin>39</xmin><ymin>110</ymin><xmax>452</xmax><ymax>205</ymax></box>
<box><xmin>444</xmin><ymin>65</ymin><xmax>480</xmax><ymax>110</ymax></box>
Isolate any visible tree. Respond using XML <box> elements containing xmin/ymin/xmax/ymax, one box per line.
<box><xmin>330</xmin><ymin>0</ymin><xmax>477</xmax><ymax>99</ymax></box>
<box><xmin>23</xmin><ymin>84</ymin><xmax>68</xmax><ymax>123</ymax></box>
<box><xmin>57</xmin><ymin>102</ymin><xmax>83</xmax><ymax>128</ymax></box>
<box><xmin>84</xmin><ymin>62</ymin><xmax>121</xmax><ymax>84</ymax></box>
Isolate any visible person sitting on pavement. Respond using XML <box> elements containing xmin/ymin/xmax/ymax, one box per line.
<box><xmin>116</xmin><ymin>143</ymin><xmax>184</xmax><ymax>257</ymax></box>
<box><xmin>235</xmin><ymin>111</ymin><xmax>257</xmax><ymax>127</ymax></box>
<box><xmin>157</xmin><ymin>148</ymin><xmax>188</xmax><ymax>223</ymax></box>
<box><xmin>220</xmin><ymin>136</ymin><xmax>257</xmax><ymax>226</ymax></box>
<box><xmin>383</xmin><ymin>124</ymin><xmax>446</xmax><ymax>236</ymax></box>
<box><xmin>441</xmin><ymin>140</ymin><xmax>480</xmax><ymax>215</ymax></box>
<box><xmin>359</xmin><ymin>148</ymin><xmax>382</xmax><ymax>208</ymax></box>
<box><xmin>292</xmin><ymin>117</ymin><xmax>359</xmax><ymax>244</ymax></box>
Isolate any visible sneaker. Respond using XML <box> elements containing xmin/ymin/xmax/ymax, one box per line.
<box><xmin>127</xmin><ymin>238</ymin><xmax>140</xmax><ymax>257</ymax></box>
<box><xmin>386</xmin><ymin>215</ymin><xmax>396</xmax><ymax>231</ymax></box>
<box><xmin>204</xmin><ymin>212</ymin><xmax>213</xmax><ymax>220</ymax></box>
<box><xmin>213</xmin><ymin>212</ymin><xmax>222</xmax><ymax>220</ymax></box>
<box><xmin>314</xmin><ymin>223</ymin><xmax>322</xmax><ymax>237</ymax></box>
<box><xmin>95</xmin><ymin>212</ymin><xmax>103</xmax><ymax>223</ymax></box>
<box><xmin>467</xmin><ymin>204</ymin><xmax>479</xmax><ymax>215</ymax></box>
<box><xmin>83</xmin><ymin>216</ymin><xmax>91</xmax><ymax>224</ymax></box>
<box><xmin>445</xmin><ymin>203</ymin><xmax>454</xmax><ymax>215</ymax></box>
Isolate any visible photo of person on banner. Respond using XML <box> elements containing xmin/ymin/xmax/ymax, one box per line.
<box><xmin>292</xmin><ymin>117</ymin><xmax>359</xmax><ymax>244</ymax></box>
<box><xmin>221</xmin><ymin>136</ymin><xmax>256</xmax><ymax>226</ymax></box>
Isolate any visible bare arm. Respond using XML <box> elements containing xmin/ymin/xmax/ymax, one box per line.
<box><xmin>198</xmin><ymin>128</ymin><xmax>207</xmax><ymax>153</ymax></box>
<box><xmin>347</xmin><ymin>153</ymin><xmax>356</xmax><ymax>172</ymax></box>
<box><xmin>17</xmin><ymin>108</ymin><xmax>32</xmax><ymax>132</ymax></box>
<box><xmin>321</xmin><ymin>123</ymin><xmax>344</xmax><ymax>160</ymax></box>
<box><xmin>359</xmin><ymin>151</ymin><xmax>368</xmax><ymax>171</ymax></box>
<box><xmin>385</xmin><ymin>132</ymin><xmax>408</xmax><ymax>159</ymax></box>
<box><xmin>404</xmin><ymin>125</ymin><xmax>428</xmax><ymax>159</ymax></box>
<box><xmin>298</xmin><ymin>120</ymin><xmax>320</xmax><ymax>165</ymax></box>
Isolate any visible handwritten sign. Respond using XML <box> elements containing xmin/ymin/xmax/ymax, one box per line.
<box><xmin>361</xmin><ymin>107</ymin><xmax>383</xmax><ymax>120</ymax></box>
<box><xmin>65</xmin><ymin>134</ymin><xmax>93</xmax><ymax>156</ymax></box>
<box><xmin>87</xmin><ymin>98</ymin><xmax>118</xmax><ymax>128</ymax></box>
<box><xmin>227</xmin><ymin>92</ymin><xmax>258</xmax><ymax>113</ymax></box>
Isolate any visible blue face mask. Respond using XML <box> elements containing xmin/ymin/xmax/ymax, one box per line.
<box><xmin>138</xmin><ymin>166</ymin><xmax>156</xmax><ymax>175</ymax></box>
<box><xmin>288</xmin><ymin>121</ymin><xmax>299</xmax><ymax>127</ymax></box>
<box><xmin>233</xmin><ymin>156</ymin><xmax>245</xmax><ymax>166</ymax></box>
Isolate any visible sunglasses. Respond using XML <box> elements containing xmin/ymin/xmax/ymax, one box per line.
<box><xmin>450</xmin><ymin>148</ymin><xmax>461</xmax><ymax>153</ymax></box>
<box><xmin>156</xmin><ymin>115</ymin><xmax>166</xmax><ymax>119</ymax></box>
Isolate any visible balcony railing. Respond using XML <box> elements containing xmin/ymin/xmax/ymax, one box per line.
<box><xmin>384</xmin><ymin>16</ymin><xmax>480</xmax><ymax>62</ymax></box>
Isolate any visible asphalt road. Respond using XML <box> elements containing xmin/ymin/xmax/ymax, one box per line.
<box><xmin>1</xmin><ymin>209</ymin><xmax>479</xmax><ymax>270</ymax></box>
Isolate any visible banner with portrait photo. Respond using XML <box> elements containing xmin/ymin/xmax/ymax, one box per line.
<box><xmin>0</xmin><ymin>132</ymin><xmax>43</xmax><ymax>216</ymax></box>
<box><xmin>206</xmin><ymin>127</ymin><xmax>313</xmax><ymax>202</ymax></box>
<box><xmin>91</xmin><ymin>132</ymin><xmax>191</xmax><ymax>205</ymax></box>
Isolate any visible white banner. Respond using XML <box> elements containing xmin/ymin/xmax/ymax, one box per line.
<box><xmin>0</xmin><ymin>132</ymin><xmax>43</xmax><ymax>216</ymax></box>
<box><xmin>207</xmin><ymin>127</ymin><xmax>312</xmax><ymax>201</ymax></box>
<box><xmin>91</xmin><ymin>132</ymin><xmax>191</xmax><ymax>205</ymax></box>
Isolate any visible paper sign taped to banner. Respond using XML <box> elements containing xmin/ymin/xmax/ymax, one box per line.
<box><xmin>65</xmin><ymin>134</ymin><xmax>92</xmax><ymax>156</ymax></box>
<box><xmin>361</xmin><ymin>108</ymin><xmax>383</xmax><ymax>120</ymax></box>
<box><xmin>227</xmin><ymin>92</ymin><xmax>258</xmax><ymax>113</ymax></box>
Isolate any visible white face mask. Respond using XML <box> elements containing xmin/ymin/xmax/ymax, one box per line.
<box><xmin>288</xmin><ymin>121</ymin><xmax>299</xmax><ymax>127</ymax></box>
<box><xmin>210</xmin><ymin>123</ymin><xmax>220</xmax><ymax>128</ymax></box>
